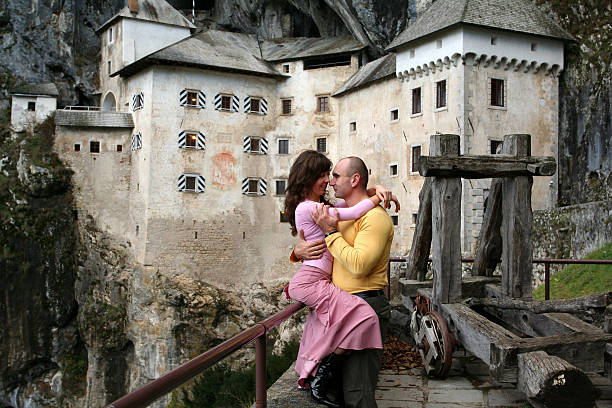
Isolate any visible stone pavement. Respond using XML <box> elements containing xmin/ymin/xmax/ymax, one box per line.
<box><xmin>265</xmin><ymin>354</ymin><xmax>612</xmax><ymax>408</ymax></box>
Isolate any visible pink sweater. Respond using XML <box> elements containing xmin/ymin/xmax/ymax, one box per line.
<box><xmin>295</xmin><ymin>199</ymin><xmax>375</xmax><ymax>273</ymax></box>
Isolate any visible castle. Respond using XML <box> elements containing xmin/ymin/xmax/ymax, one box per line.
<box><xmin>12</xmin><ymin>0</ymin><xmax>570</xmax><ymax>288</ymax></box>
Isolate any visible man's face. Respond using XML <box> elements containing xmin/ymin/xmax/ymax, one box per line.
<box><xmin>329</xmin><ymin>159</ymin><xmax>354</xmax><ymax>199</ymax></box>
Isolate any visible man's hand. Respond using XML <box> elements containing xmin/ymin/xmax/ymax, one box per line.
<box><xmin>311</xmin><ymin>203</ymin><xmax>339</xmax><ymax>234</ymax></box>
<box><xmin>294</xmin><ymin>229</ymin><xmax>326</xmax><ymax>260</ymax></box>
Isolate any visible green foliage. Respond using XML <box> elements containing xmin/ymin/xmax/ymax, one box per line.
<box><xmin>533</xmin><ymin>242</ymin><xmax>612</xmax><ymax>300</ymax></box>
<box><xmin>182</xmin><ymin>341</ymin><xmax>300</xmax><ymax>408</ymax></box>
<box><xmin>61</xmin><ymin>346</ymin><xmax>88</xmax><ymax>396</ymax></box>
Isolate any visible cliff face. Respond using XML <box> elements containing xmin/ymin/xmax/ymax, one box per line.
<box><xmin>0</xmin><ymin>0</ymin><xmax>610</xmax><ymax>406</ymax></box>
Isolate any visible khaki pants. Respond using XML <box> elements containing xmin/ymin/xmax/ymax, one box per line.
<box><xmin>341</xmin><ymin>294</ymin><xmax>390</xmax><ymax>408</ymax></box>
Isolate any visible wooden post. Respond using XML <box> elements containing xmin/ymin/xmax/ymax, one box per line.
<box><xmin>472</xmin><ymin>178</ymin><xmax>503</xmax><ymax>276</ymax></box>
<box><xmin>501</xmin><ymin>134</ymin><xmax>533</xmax><ymax>298</ymax></box>
<box><xmin>431</xmin><ymin>134</ymin><xmax>462</xmax><ymax>305</ymax></box>
<box><xmin>406</xmin><ymin>177</ymin><xmax>432</xmax><ymax>281</ymax></box>
<box><xmin>518</xmin><ymin>351</ymin><xmax>596</xmax><ymax>408</ymax></box>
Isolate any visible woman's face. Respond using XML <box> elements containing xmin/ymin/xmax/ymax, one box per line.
<box><xmin>310</xmin><ymin>171</ymin><xmax>330</xmax><ymax>197</ymax></box>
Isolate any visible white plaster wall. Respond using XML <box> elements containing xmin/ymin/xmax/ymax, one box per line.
<box><xmin>122</xmin><ymin>19</ymin><xmax>191</xmax><ymax>65</ymax></box>
<box><xmin>100</xmin><ymin>21</ymin><xmax>126</xmax><ymax>111</ymax></box>
<box><xmin>396</xmin><ymin>27</ymin><xmax>464</xmax><ymax>75</ymax></box>
<box><xmin>10</xmin><ymin>95</ymin><xmax>56</xmax><ymax>131</ymax></box>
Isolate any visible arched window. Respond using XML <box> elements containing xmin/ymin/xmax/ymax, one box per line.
<box><xmin>102</xmin><ymin>92</ymin><xmax>116</xmax><ymax>111</ymax></box>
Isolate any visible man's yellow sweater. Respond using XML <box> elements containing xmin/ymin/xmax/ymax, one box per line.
<box><xmin>325</xmin><ymin>206</ymin><xmax>393</xmax><ymax>293</ymax></box>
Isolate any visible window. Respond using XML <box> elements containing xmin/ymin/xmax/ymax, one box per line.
<box><xmin>180</xmin><ymin>89</ymin><xmax>205</xmax><ymax>109</ymax></box>
<box><xmin>243</xmin><ymin>137</ymin><xmax>268</xmax><ymax>154</ymax></box>
<box><xmin>490</xmin><ymin>36</ymin><xmax>497</xmax><ymax>45</ymax></box>
<box><xmin>132</xmin><ymin>92</ymin><xmax>144</xmax><ymax>111</ymax></box>
<box><xmin>74</xmin><ymin>143</ymin><xmax>81</xmax><ymax>152</ymax></box>
<box><xmin>250</xmin><ymin>98</ymin><xmax>261</xmax><ymax>113</ymax></box>
<box><xmin>116</xmin><ymin>144</ymin><xmax>122</xmax><ymax>152</ymax></box>
<box><xmin>412</xmin><ymin>87</ymin><xmax>422</xmax><ymax>115</ymax></box>
<box><xmin>221</xmin><ymin>95</ymin><xmax>231</xmax><ymax>110</ymax></box>
<box><xmin>390</xmin><ymin>163</ymin><xmax>398</xmax><ymax>177</ymax></box>
<box><xmin>491</xmin><ymin>78</ymin><xmax>505</xmax><ymax>107</ymax></box>
<box><xmin>349</xmin><ymin>121</ymin><xmax>356</xmax><ymax>132</ymax></box>
<box><xmin>410</xmin><ymin>49</ymin><xmax>415</xmax><ymax>58</ymax></box>
<box><xmin>412</xmin><ymin>213</ymin><xmax>418</xmax><ymax>225</ymax></box>
<box><xmin>215</xmin><ymin>94</ymin><xmax>238</xmax><ymax>111</ymax></box>
<box><xmin>304</xmin><ymin>54</ymin><xmax>350</xmax><ymax>70</ymax></box>
<box><xmin>531</xmin><ymin>42</ymin><xmax>537</xmax><ymax>52</ymax></box>
<box><xmin>317</xmin><ymin>96</ymin><xmax>329</xmax><ymax>112</ymax></box>
<box><xmin>282</xmin><ymin>99</ymin><xmax>292</xmax><ymax>115</ymax></box>
<box><xmin>316</xmin><ymin>137</ymin><xmax>327</xmax><ymax>153</ymax></box>
<box><xmin>90</xmin><ymin>141</ymin><xmax>100</xmax><ymax>153</ymax></box>
<box><xmin>242</xmin><ymin>177</ymin><xmax>267</xmax><ymax>196</ymax></box>
<box><xmin>280</xmin><ymin>211</ymin><xmax>289</xmax><ymax>222</ymax></box>
<box><xmin>27</xmin><ymin>102</ymin><xmax>36</xmax><ymax>111</ymax></box>
<box><xmin>411</xmin><ymin>145</ymin><xmax>421</xmax><ymax>174</ymax></box>
<box><xmin>278</xmin><ymin>139</ymin><xmax>289</xmax><ymax>155</ymax></box>
<box><xmin>391</xmin><ymin>215</ymin><xmax>399</xmax><ymax>226</ymax></box>
<box><xmin>178</xmin><ymin>174</ymin><xmax>205</xmax><ymax>193</ymax></box>
<box><xmin>436</xmin><ymin>80</ymin><xmax>447</xmax><ymax>109</ymax></box>
<box><xmin>436</xmin><ymin>39</ymin><xmax>442</xmax><ymax>48</ymax></box>
<box><xmin>107</xmin><ymin>61</ymin><xmax>111</xmax><ymax>75</ymax></box>
<box><xmin>390</xmin><ymin>109</ymin><xmax>399</xmax><ymax>122</ymax></box>
<box><xmin>131</xmin><ymin>132</ymin><xmax>142</xmax><ymax>151</ymax></box>
<box><xmin>108</xmin><ymin>27</ymin><xmax>113</xmax><ymax>44</ymax></box>
<box><xmin>283</xmin><ymin>64</ymin><xmax>290</xmax><ymax>73</ymax></box>
<box><xmin>490</xmin><ymin>140</ymin><xmax>503</xmax><ymax>154</ymax></box>
<box><xmin>275</xmin><ymin>179</ymin><xmax>287</xmax><ymax>195</ymax></box>
<box><xmin>245</xmin><ymin>97</ymin><xmax>267</xmax><ymax>115</ymax></box>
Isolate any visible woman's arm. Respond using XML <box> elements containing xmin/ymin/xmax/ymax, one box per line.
<box><xmin>330</xmin><ymin>197</ymin><xmax>378</xmax><ymax>221</ymax></box>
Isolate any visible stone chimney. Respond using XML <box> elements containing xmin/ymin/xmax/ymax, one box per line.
<box><xmin>128</xmin><ymin>0</ymin><xmax>138</xmax><ymax>13</ymax></box>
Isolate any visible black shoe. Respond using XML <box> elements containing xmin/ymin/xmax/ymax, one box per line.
<box><xmin>310</xmin><ymin>353</ymin><xmax>344</xmax><ymax>408</ymax></box>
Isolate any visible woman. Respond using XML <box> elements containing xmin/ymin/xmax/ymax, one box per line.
<box><xmin>284</xmin><ymin>150</ymin><xmax>394</xmax><ymax>407</ymax></box>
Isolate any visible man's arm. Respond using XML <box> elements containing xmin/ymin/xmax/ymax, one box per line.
<box><xmin>291</xmin><ymin>229</ymin><xmax>326</xmax><ymax>261</ymax></box>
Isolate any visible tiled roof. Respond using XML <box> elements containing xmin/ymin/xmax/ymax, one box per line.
<box><xmin>387</xmin><ymin>0</ymin><xmax>573</xmax><ymax>50</ymax></box>
<box><xmin>55</xmin><ymin>111</ymin><xmax>134</xmax><ymax>128</ymax></box>
<box><xmin>332</xmin><ymin>54</ymin><xmax>396</xmax><ymax>97</ymax></box>
<box><xmin>260</xmin><ymin>36</ymin><xmax>366</xmax><ymax>62</ymax></box>
<box><xmin>97</xmin><ymin>0</ymin><xmax>195</xmax><ymax>33</ymax></box>
<box><xmin>11</xmin><ymin>83</ymin><xmax>59</xmax><ymax>97</ymax></box>
<box><xmin>115</xmin><ymin>30</ymin><xmax>285</xmax><ymax>78</ymax></box>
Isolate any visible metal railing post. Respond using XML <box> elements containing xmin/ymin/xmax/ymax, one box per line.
<box><xmin>255</xmin><ymin>334</ymin><xmax>267</xmax><ymax>408</ymax></box>
<box><xmin>544</xmin><ymin>262</ymin><xmax>550</xmax><ymax>301</ymax></box>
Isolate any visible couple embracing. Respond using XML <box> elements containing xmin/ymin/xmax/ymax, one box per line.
<box><xmin>284</xmin><ymin>150</ymin><xmax>399</xmax><ymax>408</ymax></box>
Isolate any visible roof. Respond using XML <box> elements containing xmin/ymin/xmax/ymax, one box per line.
<box><xmin>332</xmin><ymin>54</ymin><xmax>396</xmax><ymax>97</ymax></box>
<box><xmin>11</xmin><ymin>83</ymin><xmax>59</xmax><ymax>97</ymax></box>
<box><xmin>260</xmin><ymin>36</ymin><xmax>366</xmax><ymax>62</ymax></box>
<box><xmin>387</xmin><ymin>0</ymin><xmax>573</xmax><ymax>50</ymax></box>
<box><xmin>97</xmin><ymin>0</ymin><xmax>195</xmax><ymax>33</ymax></box>
<box><xmin>115</xmin><ymin>30</ymin><xmax>286</xmax><ymax>78</ymax></box>
<box><xmin>55</xmin><ymin>111</ymin><xmax>134</xmax><ymax>128</ymax></box>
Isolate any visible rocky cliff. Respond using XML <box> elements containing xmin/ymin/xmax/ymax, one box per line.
<box><xmin>0</xmin><ymin>0</ymin><xmax>610</xmax><ymax>406</ymax></box>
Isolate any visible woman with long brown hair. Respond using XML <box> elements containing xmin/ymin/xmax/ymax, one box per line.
<box><xmin>284</xmin><ymin>150</ymin><xmax>395</xmax><ymax>407</ymax></box>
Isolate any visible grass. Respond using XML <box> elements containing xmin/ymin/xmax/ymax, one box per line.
<box><xmin>533</xmin><ymin>242</ymin><xmax>612</xmax><ymax>300</ymax></box>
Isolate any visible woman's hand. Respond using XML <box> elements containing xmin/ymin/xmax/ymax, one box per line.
<box><xmin>372</xmin><ymin>185</ymin><xmax>393</xmax><ymax>209</ymax></box>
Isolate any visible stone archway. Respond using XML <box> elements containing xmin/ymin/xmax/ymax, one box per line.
<box><xmin>102</xmin><ymin>92</ymin><xmax>116</xmax><ymax>111</ymax></box>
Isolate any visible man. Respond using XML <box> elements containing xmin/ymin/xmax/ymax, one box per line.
<box><xmin>294</xmin><ymin>156</ymin><xmax>396</xmax><ymax>408</ymax></box>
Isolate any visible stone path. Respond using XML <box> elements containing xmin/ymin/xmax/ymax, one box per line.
<box><xmin>265</xmin><ymin>354</ymin><xmax>612</xmax><ymax>408</ymax></box>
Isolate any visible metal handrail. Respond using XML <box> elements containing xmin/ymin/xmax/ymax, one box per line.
<box><xmin>106</xmin><ymin>301</ymin><xmax>305</xmax><ymax>408</ymax></box>
<box><xmin>388</xmin><ymin>257</ymin><xmax>612</xmax><ymax>300</ymax></box>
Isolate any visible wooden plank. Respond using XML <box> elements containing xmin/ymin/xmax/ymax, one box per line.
<box><xmin>501</xmin><ymin>134</ymin><xmax>533</xmax><ymax>298</ymax></box>
<box><xmin>466</xmin><ymin>292</ymin><xmax>611</xmax><ymax>313</ymax></box>
<box><xmin>418</xmin><ymin>155</ymin><xmax>556</xmax><ymax>178</ymax></box>
<box><xmin>405</xmin><ymin>177</ymin><xmax>432</xmax><ymax>280</ymax></box>
<box><xmin>430</xmin><ymin>134</ymin><xmax>462</xmax><ymax>305</ymax></box>
<box><xmin>543</xmin><ymin>313</ymin><xmax>603</xmax><ymax>334</ymax></box>
<box><xmin>472</xmin><ymin>178</ymin><xmax>503</xmax><ymax>277</ymax></box>
<box><xmin>490</xmin><ymin>332</ymin><xmax>612</xmax><ymax>382</ymax></box>
<box><xmin>400</xmin><ymin>276</ymin><xmax>500</xmax><ymax>298</ymax></box>
<box><xmin>518</xmin><ymin>351</ymin><xmax>596</xmax><ymax>408</ymax></box>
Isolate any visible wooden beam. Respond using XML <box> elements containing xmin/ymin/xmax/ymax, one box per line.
<box><xmin>465</xmin><ymin>291</ymin><xmax>611</xmax><ymax>313</ymax></box>
<box><xmin>518</xmin><ymin>351</ymin><xmax>597</xmax><ymax>408</ymax></box>
<box><xmin>430</xmin><ymin>134</ymin><xmax>462</xmax><ymax>305</ymax></box>
<box><xmin>490</xmin><ymin>332</ymin><xmax>612</xmax><ymax>382</ymax></box>
<box><xmin>501</xmin><ymin>134</ymin><xmax>533</xmax><ymax>298</ymax></box>
<box><xmin>472</xmin><ymin>178</ymin><xmax>503</xmax><ymax>277</ymax></box>
<box><xmin>400</xmin><ymin>276</ymin><xmax>500</xmax><ymax>298</ymax></box>
<box><xmin>405</xmin><ymin>177</ymin><xmax>432</xmax><ymax>280</ymax></box>
<box><xmin>418</xmin><ymin>155</ymin><xmax>556</xmax><ymax>178</ymax></box>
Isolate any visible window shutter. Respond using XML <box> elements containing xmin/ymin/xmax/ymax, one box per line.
<box><xmin>232</xmin><ymin>95</ymin><xmax>239</xmax><ymax>112</ymax></box>
<box><xmin>241</xmin><ymin>178</ymin><xmax>249</xmax><ymax>194</ymax></box>
<box><xmin>214</xmin><ymin>93</ymin><xmax>222</xmax><ymax>110</ymax></box>
<box><xmin>197</xmin><ymin>91</ymin><xmax>205</xmax><ymax>109</ymax></box>
<box><xmin>196</xmin><ymin>131</ymin><xmax>206</xmax><ymax>149</ymax></box>
<box><xmin>178</xmin><ymin>131</ymin><xmax>186</xmax><ymax>148</ymax></box>
<box><xmin>260</xmin><ymin>138</ymin><xmax>268</xmax><ymax>154</ymax></box>
<box><xmin>179</xmin><ymin>89</ymin><xmax>189</xmax><ymax>106</ymax></box>
<box><xmin>243</xmin><ymin>96</ymin><xmax>251</xmax><ymax>113</ymax></box>
<box><xmin>196</xmin><ymin>175</ymin><xmax>205</xmax><ymax>193</ymax></box>
<box><xmin>260</xmin><ymin>98</ymin><xmax>268</xmax><ymax>115</ymax></box>
<box><xmin>131</xmin><ymin>132</ymin><xmax>142</xmax><ymax>151</ymax></box>
<box><xmin>178</xmin><ymin>174</ymin><xmax>186</xmax><ymax>191</ymax></box>
<box><xmin>258</xmin><ymin>179</ymin><xmax>267</xmax><ymax>195</ymax></box>
<box><xmin>243</xmin><ymin>137</ymin><xmax>251</xmax><ymax>152</ymax></box>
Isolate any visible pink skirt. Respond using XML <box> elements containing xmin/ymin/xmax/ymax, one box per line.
<box><xmin>288</xmin><ymin>264</ymin><xmax>382</xmax><ymax>386</ymax></box>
